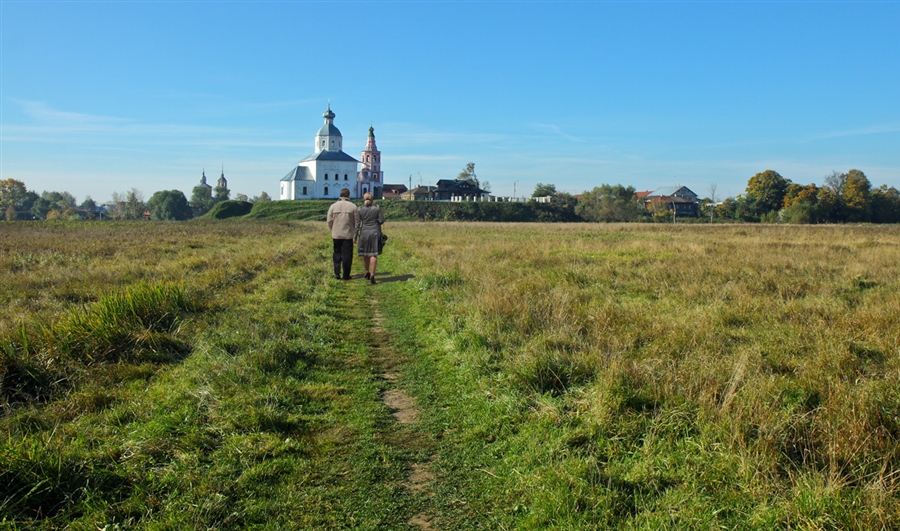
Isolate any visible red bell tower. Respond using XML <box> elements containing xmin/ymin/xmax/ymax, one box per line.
<box><xmin>357</xmin><ymin>126</ymin><xmax>383</xmax><ymax>199</ymax></box>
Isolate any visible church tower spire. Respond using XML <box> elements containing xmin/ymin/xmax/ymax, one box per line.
<box><xmin>217</xmin><ymin>164</ymin><xmax>227</xmax><ymax>189</ymax></box>
<box><xmin>357</xmin><ymin>126</ymin><xmax>383</xmax><ymax>199</ymax></box>
<box><xmin>315</xmin><ymin>104</ymin><xmax>343</xmax><ymax>152</ymax></box>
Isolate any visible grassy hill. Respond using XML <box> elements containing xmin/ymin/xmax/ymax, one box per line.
<box><xmin>245</xmin><ymin>198</ymin><xmax>581</xmax><ymax>222</ymax></box>
<box><xmin>245</xmin><ymin>200</ymin><xmax>331</xmax><ymax>221</ymax></box>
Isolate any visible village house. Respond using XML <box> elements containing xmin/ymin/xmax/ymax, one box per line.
<box><xmin>382</xmin><ymin>184</ymin><xmax>408</xmax><ymax>199</ymax></box>
<box><xmin>432</xmin><ymin>179</ymin><xmax>489</xmax><ymax>201</ymax></box>
<box><xmin>637</xmin><ymin>186</ymin><xmax>701</xmax><ymax>217</ymax></box>
<box><xmin>401</xmin><ymin>185</ymin><xmax>437</xmax><ymax>201</ymax></box>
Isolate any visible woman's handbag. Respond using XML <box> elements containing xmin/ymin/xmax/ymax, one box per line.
<box><xmin>379</xmin><ymin>233</ymin><xmax>388</xmax><ymax>252</ymax></box>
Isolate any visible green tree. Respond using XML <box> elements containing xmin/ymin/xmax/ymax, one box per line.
<box><xmin>147</xmin><ymin>190</ymin><xmax>193</xmax><ymax>221</ymax></box>
<box><xmin>30</xmin><ymin>197</ymin><xmax>52</xmax><ymax>220</ymax></box>
<box><xmin>457</xmin><ymin>162</ymin><xmax>481</xmax><ymax>189</ymax></box>
<box><xmin>121</xmin><ymin>189</ymin><xmax>146</xmax><ymax>220</ymax></box>
<box><xmin>191</xmin><ymin>186</ymin><xmax>215</xmax><ymax>216</ymax></box>
<box><xmin>214</xmin><ymin>184</ymin><xmax>230</xmax><ymax>202</ymax></box>
<box><xmin>746</xmin><ymin>170</ymin><xmax>789</xmax><ymax>219</ymax></box>
<box><xmin>870</xmin><ymin>185</ymin><xmax>900</xmax><ymax>223</ymax></box>
<box><xmin>815</xmin><ymin>187</ymin><xmax>840</xmax><ymax>222</ymax></box>
<box><xmin>251</xmin><ymin>191</ymin><xmax>272</xmax><ymax>203</ymax></box>
<box><xmin>532</xmin><ymin>183</ymin><xmax>558</xmax><ymax>198</ymax></box>
<box><xmin>575</xmin><ymin>184</ymin><xmax>645</xmax><ymax>222</ymax></box>
<box><xmin>79</xmin><ymin>197</ymin><xmax>98</xmax><ymax>220</ymax></box>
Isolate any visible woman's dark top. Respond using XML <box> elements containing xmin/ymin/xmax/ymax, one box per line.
<box><xmin>356</xmin><ymin>203</ymin><xmax>384</xmax><ymax>256</ymax></box>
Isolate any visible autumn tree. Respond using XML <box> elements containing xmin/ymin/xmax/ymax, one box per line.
<box><xmin>781</xmin><ymin>183</ymin><xmax>823</xmax><ymax>223</ymax></box>
<box><xmin>0</xmin><ymin>179</ymin><xmax>29</xmax><ymax>216</ymax></box>
<box><xmin>821</xmin><ymin>169</ymin><xmax>873</xmax><ymax>222</ymax></box>
<box><xmin>841</xmin><ymin>169</ymin><xmax>872</xmax><ymax>222</ymax></box>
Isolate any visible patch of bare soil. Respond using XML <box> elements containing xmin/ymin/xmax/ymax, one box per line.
<box><xmin>382</xmin><ymin>389</ymin><xmax>419</xmax><ymax>424</ymax></box>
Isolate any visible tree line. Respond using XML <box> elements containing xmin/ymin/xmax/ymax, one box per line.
<box><xmin>2</xmin><ymin>168</ymin><xmax>897</xmax><ymax>224</ymax></box>
<box><xmin>0</xmin><ymin>179</ymin><xmax>271</xmax><ymax>221</ymax></box>
<box><xmin>533</xmin><ymin>168</ymin><xmax>899</xmax><ymax>224</ymax></box>
<box><xmin>716</xmin><ymin>169</ymin><xmax>899</xmax><ymax>223</ymax></box>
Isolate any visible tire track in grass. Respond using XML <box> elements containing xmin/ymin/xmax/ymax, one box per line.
<box><xmin>368</xmin><ymin>298</ymin><xmax>436</xmax><ymax>530</ymax></box>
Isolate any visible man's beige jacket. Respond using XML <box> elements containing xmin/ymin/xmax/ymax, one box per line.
<box><xmin>327</xmin><ymin>198</ymin><xmax>358</xmax><ymax>239</ymax></box>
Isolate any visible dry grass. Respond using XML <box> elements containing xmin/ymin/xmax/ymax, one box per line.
<box><xmin>396</xmin><ymin>222</ymin><xmax>900</xmax><ymax>527</ymax></box>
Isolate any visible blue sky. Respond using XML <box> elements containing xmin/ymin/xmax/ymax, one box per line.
<box><xmin>2</xmin><ymin>1</ymin><xmax>899</xmax><ymax>203</ymax></box>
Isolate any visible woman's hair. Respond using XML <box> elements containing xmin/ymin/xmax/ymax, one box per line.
<box><xmin>363</xmin><ymin>192</ymin><xmax>374</xmax><ymax>206</ymax></box>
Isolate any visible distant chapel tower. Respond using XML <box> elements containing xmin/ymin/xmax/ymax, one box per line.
<box><xmin>357</xmin><ymin>126</ymin><xmax>383</xmax><ymax>199</ymax></box>
<box><xmin>217</xmin><ymin>167</ymin><xmax>227</xmax><ymax>189</ymax></box>
<box><xmin>199</xmin><ymin>170</ymin><xmax>212</xmax><ymax>189</ymax></box>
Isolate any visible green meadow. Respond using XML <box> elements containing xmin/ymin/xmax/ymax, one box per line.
<box><xmin>1</xmin><ymin>220</ymin><xmax>898</xmax><ymax>529</ymax></box>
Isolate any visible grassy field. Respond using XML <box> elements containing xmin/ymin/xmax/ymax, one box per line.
<box><xmin>1</xmin><ymin>220</ymin><xmax>898</xmax><ymax>529</ymax></box>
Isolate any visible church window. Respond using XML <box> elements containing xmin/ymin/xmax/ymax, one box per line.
<box><xmin>344</xmin><ymin>174</ymin><xmax>348</xmax><ymax>181</ymax></box>
<box><xmin>324</xmin><ymin>187</ymin><xmax>329</xmax><ymax>195</ymax></box>
<box><xmin>302</xmin><ymin>186</ymin><xmax>307</xmax><ymax>195</ymax></box>
<box><xmin>324</xmin><ymin>174</ymin><xmax>328</xmax><ymax>180</ymax></box>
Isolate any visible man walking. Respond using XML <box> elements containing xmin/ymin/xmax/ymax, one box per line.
<box><xmin>327</xmin><ymin>188</ymin><xmax>358</xmax><ymax>280</ymax></box>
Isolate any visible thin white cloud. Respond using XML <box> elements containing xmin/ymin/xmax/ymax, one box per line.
<box><xmin>805</xmin><ymin>124</ymin><xmax>900</xmax><ymax>141</ymax></box>
<box><xmin>3</xmin><ymin>99</ymin><xmax>310</xmax><ymax>148</ymax></box>
<box><xmin>529</xmin><ymin>123</ymin><xmax>584</xmax><ymax>142</ymax></box>
<box><xmin>15</xmin><ymin>99</ymin><xmax>128</xmax><ymax>125</ymax></box>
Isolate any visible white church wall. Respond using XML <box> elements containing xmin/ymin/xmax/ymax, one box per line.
<box><xmin>315</xmin><ymin>161</ymin><xmax>358</xmax><ymax>199</ymax></box>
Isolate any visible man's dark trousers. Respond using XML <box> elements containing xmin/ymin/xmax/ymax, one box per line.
<box><xmin>333</xmin><ymin>238</ymin><xmax>353</xmax><ymax>279</ymax></box>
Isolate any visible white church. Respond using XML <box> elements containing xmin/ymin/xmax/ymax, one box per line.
<box><xmin>279</xmin><ymin>106</ymin><xmax>383</xmax><ymax>200</ymax></box>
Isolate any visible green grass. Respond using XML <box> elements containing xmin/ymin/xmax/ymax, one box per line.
<box><xmin>1</xmin><ymin>221</ymin><xmax>898</xmax><ymax>529</ymax></box>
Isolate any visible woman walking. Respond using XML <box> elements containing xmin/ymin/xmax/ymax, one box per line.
<box><xmin>356</xmin><ymin>192</ymin><xmax>385</xmax><ymax>284</ymax></box>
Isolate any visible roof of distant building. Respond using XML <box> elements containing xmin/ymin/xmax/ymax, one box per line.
<box><xmin>645</xmin><ymin>195</ymin><xmax>695</xmax><ymax>204</ymax></box>
<box><xmin>299</xmin><ymin>150</ymin><xmax>359</xmax><ymax>163</ymax></box>
<box><xmin>383</xmin><ymin>184</ymin><xmax>409</xmax><ymax>194</ymax></box>
<box><xmin>646</xmin><ymin>186</ymin><xmax>698</xmax><ymax>200</ymax></box>
<box><xmin>317</xmin><ymin>123</ymin><xmax>342</xmax><ymax>138</ymax></box>
<box><xmin>281</xmin><ymin>166</ymin><xmax>315</xmax><ymax>182</ymax></box>
<box><xmin>435</xmin><ymin>179</ymin><xmax>488</xmax><ymax>194</ymax></box>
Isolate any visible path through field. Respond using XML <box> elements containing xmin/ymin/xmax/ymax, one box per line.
<box><xmin>367</xmin><ymin>296</ymin><xmax>436</xmax><ymax>529</ymax></box>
